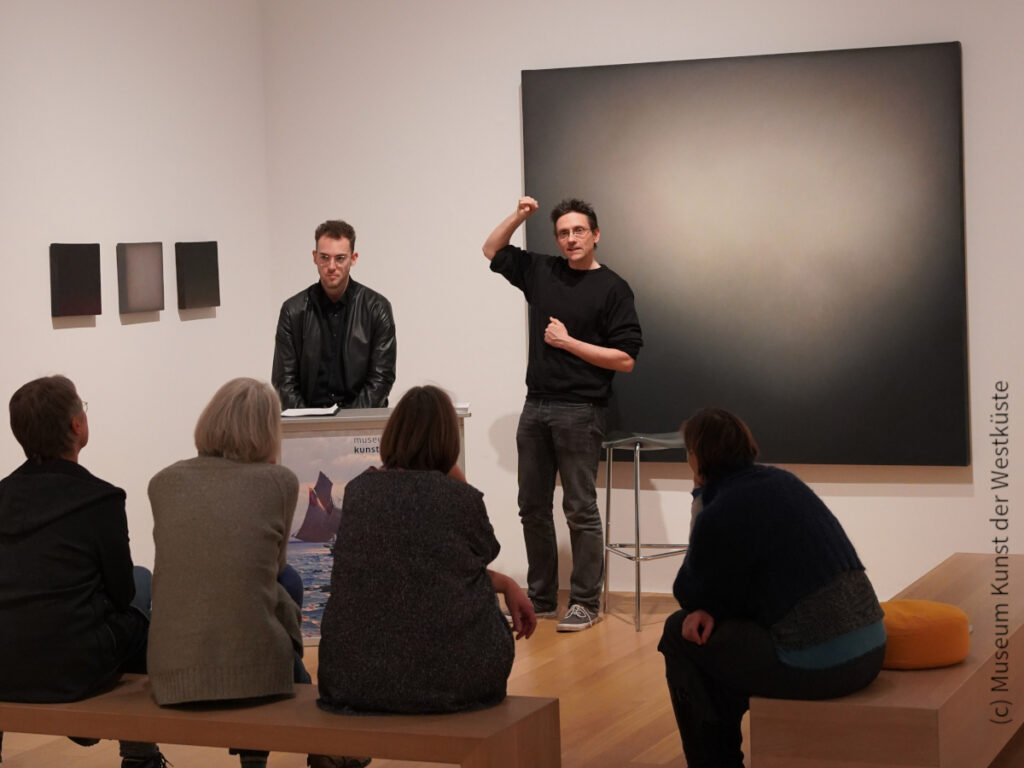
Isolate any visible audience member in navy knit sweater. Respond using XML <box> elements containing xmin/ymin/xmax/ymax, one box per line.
<box><xmin>659</xmin><ymin>408</ymin><xmax>885</xmax><ymax>768</ymax></box>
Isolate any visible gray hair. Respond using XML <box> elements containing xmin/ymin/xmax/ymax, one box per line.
<box><xmin>194</xmin><ymin>378</ymin><xmax>281</xmax><ymax>463</ymax></box>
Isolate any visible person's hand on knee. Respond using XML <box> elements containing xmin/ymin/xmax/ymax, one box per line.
<box><xmin>682</xmin><ymin>609</ymin><xmax>715</xmax><ymax>645</ymax></box>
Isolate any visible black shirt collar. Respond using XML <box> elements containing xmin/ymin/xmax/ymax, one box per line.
<box><xmin>314</xmin><ymin>281</ymin><xmax>350</xmax><ymax>314</ymax></box>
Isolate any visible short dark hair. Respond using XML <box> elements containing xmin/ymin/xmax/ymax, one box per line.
<box><xmin>314</xmin><ymin>220</ymin><xmax>356</xmax><ymax>250</ymax></box>
<box><xmin>682</xmin><ymin>407</ymin><xmax>759</xmax><ymax>481</ymax></box>
<box><xmin>9</xmin><ymin>375</ymin><xmax>83</xmax><ymax>462</ymax></box>
<box><xmin>379</xmin><ymin>385</ymin><xmax>460</xmax><ymax>473</ymax></box>
<box><xmin>550</xmin><ymin>198</ymin><xmax>598</xmax><ymax>232</ymax></box>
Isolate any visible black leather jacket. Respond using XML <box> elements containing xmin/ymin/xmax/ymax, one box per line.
<box><xmin>272</xmin><ymin>280</ymin><xmax>396</xmax><ymax>409</ymax></box>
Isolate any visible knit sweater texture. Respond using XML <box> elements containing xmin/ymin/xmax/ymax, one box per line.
<box><xmin>317</xmin><ymin>468</ymin><xmax>514</xmax><ymax>714</ymax></box>
<box><xmin>146</xmin><ymin>456</ymin><xmax>301</xmax><ymax>705</ymax></box>
<box><xmin>674</xmin><ymin>464</ymin><xmax>881</xmax><ymax>643</ymax></box>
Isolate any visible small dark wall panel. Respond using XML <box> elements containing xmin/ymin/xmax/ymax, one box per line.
<box><xmin>49</xmin><ymin>243</ymin><xmax>102</xmax><ymax>317</ymax></box>
<box><xmin>175</xmin><ymin>241</ymin><xmax>220</xmax><ymax>309</ymax></box>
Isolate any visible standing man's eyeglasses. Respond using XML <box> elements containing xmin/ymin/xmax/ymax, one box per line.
<box><xmin>555</xmin><ymin>227</ymin><xmax>591</xmax><ymax>241</ymax></box>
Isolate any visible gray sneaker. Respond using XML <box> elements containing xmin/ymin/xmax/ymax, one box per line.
<box><xmin>504</xmin><ymin>601</ymin><xmax>557</xmax><ymax>621</ymax></box>
<box><xmin>556</xmin><ymin>604</ymin><xmax>602</xmax><ymax>632</ymax></box>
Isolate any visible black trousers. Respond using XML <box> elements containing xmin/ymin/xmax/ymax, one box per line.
<box><xmin>658</xmin><ymin>610</ymin><xmax>884</xmax><ymax>768</ymax></box>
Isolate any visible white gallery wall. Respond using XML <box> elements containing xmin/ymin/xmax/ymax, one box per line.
<box><xmin>2</xmin><ymin>0</ymin><xmax>1021</xmax><ymax>601</ymax></box>
<box><xmin>0</xmin><ymin>0</ymin><xmax>274</xmax><ymax>566</ymax></box>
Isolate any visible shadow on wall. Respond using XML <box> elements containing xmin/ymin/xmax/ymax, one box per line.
<box><xmin>488</xmin><ymin>411</ymin><xmax>521</xmax><ymax>473</ymax></box>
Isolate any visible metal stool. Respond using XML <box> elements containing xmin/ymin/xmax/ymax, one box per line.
<box><xmin>602</xmin><ymin>431</ymin><xmax>688</xmax><ymax>631</ymax></box>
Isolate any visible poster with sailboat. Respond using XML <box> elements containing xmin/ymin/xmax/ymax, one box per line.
<box><xmin>281</xmin><ymin>433</ymin><xmax>381</xmax><ymax>640</ymax></box>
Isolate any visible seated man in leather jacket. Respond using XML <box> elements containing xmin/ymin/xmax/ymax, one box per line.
<box><xmin>272</xmin><ymin>219</ymin><xmax>396</xmax><ymax>410</ymax></box>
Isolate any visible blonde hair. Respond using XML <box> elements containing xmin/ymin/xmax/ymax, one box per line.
<box><xmin>194</xmin><ymin>378</ymin><xmax>282</xmax><ymax>463</ymax></box>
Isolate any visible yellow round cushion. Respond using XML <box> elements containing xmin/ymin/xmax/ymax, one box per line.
<box><xmin>880</xmin><ymin>599</ymin><xmax>970</xmax><ymax>669</ymax></box>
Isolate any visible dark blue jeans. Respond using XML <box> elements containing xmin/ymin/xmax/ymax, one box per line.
<box><xmin>117</xmin><ymin>567</ymin><xmax>159</xmax><ymax>759</ymax></box>
<box><xmin>278</xmin><ymin>563</ymin><xmax>304</xmax><ymax>610</ymax></box>
<box><xmin>280</xmin><ymin>564</ymin><xmax>312</xmax><ymax>684</ymax></box>
<box><xmin>516</xmin><ymin>399</ymin><xmax>606</xmax><ymax>613</ymax></box>
<box><xmin>116</xmin><ymin>566</ymin><xmax>153</xmax><ymax>677</ymax></box>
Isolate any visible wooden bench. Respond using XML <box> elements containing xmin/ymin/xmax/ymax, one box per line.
<box><xmin>749</xmin><ymin>552</ymin><xmax>1024</xmax><ymax>768</ymax></box>
<box><xmin>0</xmin><ymin>675</ymin><xmax>560</xmax><ymax>768</ymax></box>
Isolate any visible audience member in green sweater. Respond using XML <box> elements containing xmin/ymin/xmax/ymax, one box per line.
<box><xmin>147</xmin><ymin>377</ymin><xmax>366</xmax><ymax>768</ymax></box>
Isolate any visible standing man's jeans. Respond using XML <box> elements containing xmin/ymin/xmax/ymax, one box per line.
<box><xmin>516</xmin><ymin>398</ymin><xmax>606</xmax><ymax>614</ymax></box>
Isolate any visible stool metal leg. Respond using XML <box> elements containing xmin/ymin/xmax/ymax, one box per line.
<box><xmin>602</xmin><ymin>433</ymin><xmax>689</xmax><ymax>631</ymax></box>
<box><xmin>602</xmin><ymin>445</ymin><xmax>613</xmax><ymax>615</ymax></box>
<box><xmin>634</xmin><ymin>441</ymin><xmax>642</xmax><ymax>631</ymax></box>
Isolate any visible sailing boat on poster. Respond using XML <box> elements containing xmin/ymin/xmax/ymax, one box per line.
<box><xmin>280</xmin><ymin>433</ymin><xmax>382</xmax><ymax>640</ymax></box>
<box><xmin>293</xmin><ymin>471</ymin><xmax>341</xmax><ymax>542</ymax></box>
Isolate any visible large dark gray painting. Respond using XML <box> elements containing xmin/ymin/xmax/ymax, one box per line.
<box><xmin>522</xmin><ymin>42</ymin><xmax>968</xmax><ymax>466</ymax></box>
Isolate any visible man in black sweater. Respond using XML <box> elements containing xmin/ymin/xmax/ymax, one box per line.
<box><xmin>483</xmin><ymin>197</ymin><xmax>643</xmax><ymax>631</ymax></box>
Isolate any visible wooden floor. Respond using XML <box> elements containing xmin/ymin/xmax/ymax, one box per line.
<box><xmin>1</xmin><ymin>592</ymin><xmax>730</xmax><ymax>767</ymax></box>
